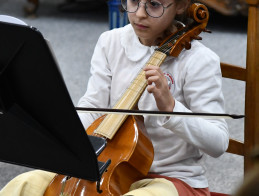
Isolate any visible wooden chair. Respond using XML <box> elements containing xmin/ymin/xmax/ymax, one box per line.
<box><xmin>210</xmin><ymin>0</ymin><xmax>259</xmax><ymax>195</ymax></box>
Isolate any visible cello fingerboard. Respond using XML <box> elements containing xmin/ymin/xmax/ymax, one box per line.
<box><xmin>94</xmin><ymin>51</ymin><xmax>167</xmax><ymax>139</ymax></box>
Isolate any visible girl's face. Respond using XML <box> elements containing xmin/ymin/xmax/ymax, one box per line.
<box><xmin>127</xmin><ymin>0</ymin><xmax>189</xmax><ymax>46</ymax></box>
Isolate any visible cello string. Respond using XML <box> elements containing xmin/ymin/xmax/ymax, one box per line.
<box><xmin>73</xmin><ymin>179</ymin><xmax>82</xmax><ymax>196</ymax></box>
<box><xmin>157</xmin><ymin>26</ymin><xmax>190</xmax><ymax>54</ymax></box>
<box><xmin>68</xmin><ymin>177</ymin><xmax>77</xmax><ymax>196</ymax></box>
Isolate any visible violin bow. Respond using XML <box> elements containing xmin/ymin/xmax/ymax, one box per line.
<box><xmin>75</xmin><ymin>107</ymin><xmax>244</xmax><ymax>120</ymax></box>
<box><xmin>0</xmin><ymin>108</ymin><xmax>244</xmax><ymax>119</ymax></box>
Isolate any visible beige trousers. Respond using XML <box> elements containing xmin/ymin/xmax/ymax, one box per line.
<box><xmin>0</xmin><ymin>170</ymin><xmax>56</xmax><ymax>196</ymax></box>
<box><xmin>0</xmin><ymin>170</ymin><xmax>179</xmax><ymax>196</ymax></box>
<box><xmin>124</xmin><ymin>178</ymin><xmax>179</xmax><ymax>196</ymax></box>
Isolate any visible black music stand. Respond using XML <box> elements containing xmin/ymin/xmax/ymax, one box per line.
<box><xmin>0</xmin><ymin>21</ymin><xmax>110</xmax><ymax>183</ymax></box>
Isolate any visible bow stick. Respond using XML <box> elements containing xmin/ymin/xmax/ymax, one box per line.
<box><xmin>75</xmin><ymin>107</ymin><xmax>244</xmax><ymax>119</ymax></box>
<box><xmin>0</xmin><ymin>108</ymin><xmax>244</xmax><ymax>119</ymax></box>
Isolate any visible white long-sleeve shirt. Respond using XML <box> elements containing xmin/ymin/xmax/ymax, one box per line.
<box><xmin>78</xmin><ymin>24</ymin><xmax>229</xmax><ymax>188</ymax></box>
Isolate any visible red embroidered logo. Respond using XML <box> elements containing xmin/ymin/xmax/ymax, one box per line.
<box><xmin>164</xmin><ymin>72</ymin><xmax>175</xmax><ymax>92</ymax></box>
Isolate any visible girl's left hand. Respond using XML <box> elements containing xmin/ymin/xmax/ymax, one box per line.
<box><xmin>144</xmin><ymin>65</ymin><xmax>175</xmax><ymax>112</ymax></box>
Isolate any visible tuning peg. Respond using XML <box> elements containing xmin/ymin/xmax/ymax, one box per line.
<box><xmin>184</xmin><ymin>42</ymin><xmax>191</xmax><ymax>50</ymax></box>
<box><xmin>193</xmin><ymin>36</ymin><xmax>202</xmax><ymax>40</ymax></box>
<box><xmin>203</xmin><ymin>28</ymin><xmax>212</xmax><ymax>33</ymax></box>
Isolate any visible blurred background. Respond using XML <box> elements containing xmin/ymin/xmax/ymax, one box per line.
<box><xmin>0</xmin><ymin>0</ymin><xmax>248</xmax><ymax>194</ymax></box>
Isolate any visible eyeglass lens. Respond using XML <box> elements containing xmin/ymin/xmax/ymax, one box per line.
<box><xmin>121</xmin><ymin>0</ymin><xmax>165</xmax><ymax>18</ymax></box>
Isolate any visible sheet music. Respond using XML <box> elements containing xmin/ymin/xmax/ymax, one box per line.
<box><xmin>0</xmin><ymin>15</ymin><xmax>27</xmax><ymax>26</ymax></box>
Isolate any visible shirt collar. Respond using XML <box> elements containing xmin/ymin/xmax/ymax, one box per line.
<box><xmin>120</xmin><ymin>24</ymin><xmax>158</xmax><ymax>62</ymax></box>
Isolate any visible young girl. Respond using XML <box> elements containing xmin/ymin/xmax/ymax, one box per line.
<box><xmin>0</xmin><ymin>0</ymin><xmax>229</xmax><ymax>195</ymax></box>
<box><xmin>77</xmin><ymin>0</ymin><xmax>228</xmax><ymax>195</ymax></box>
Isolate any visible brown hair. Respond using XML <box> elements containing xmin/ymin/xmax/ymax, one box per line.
<box><xmin>174</xmin><ymin>0</ymin><xmax>196</xmax><ymax>24</ymax></box>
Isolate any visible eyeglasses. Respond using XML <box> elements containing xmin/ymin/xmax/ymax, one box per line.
<box><xmin>121</xmin><ymin>0</ymin><xmax>174</xmax><ymax>18</ymax></box>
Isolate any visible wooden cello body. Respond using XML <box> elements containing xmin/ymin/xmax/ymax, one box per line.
<box><xmin>44</xmin><ymin>3</ymin><xmax>210</xmax><ymax>196</ymax></box>
<box><xmin>44</xmin><ymin>115</ymin><xmax>154</xmax><ymax>196</ymax></box>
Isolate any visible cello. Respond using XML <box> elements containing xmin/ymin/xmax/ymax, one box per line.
<box><xmin>44</xmin><ymin>3</ymin><xmax>210</xmax><ymax>196</ymax></box>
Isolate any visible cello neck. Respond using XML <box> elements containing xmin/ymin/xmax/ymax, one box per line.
<box><xmin>94</xmin><ymin>51</ymin><xmax>167</xmax><ymax>139</ymax></box>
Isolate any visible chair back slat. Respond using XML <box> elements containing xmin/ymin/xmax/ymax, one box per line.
<box><xmin>220</xmin><ymin>63</ymin><xmax>246</xmax><ymax>81</ymax></box>
<box><xmin>226</xmin><ymin>139</ymin><xmax>245</xmax><ymax>156</ymax></box>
